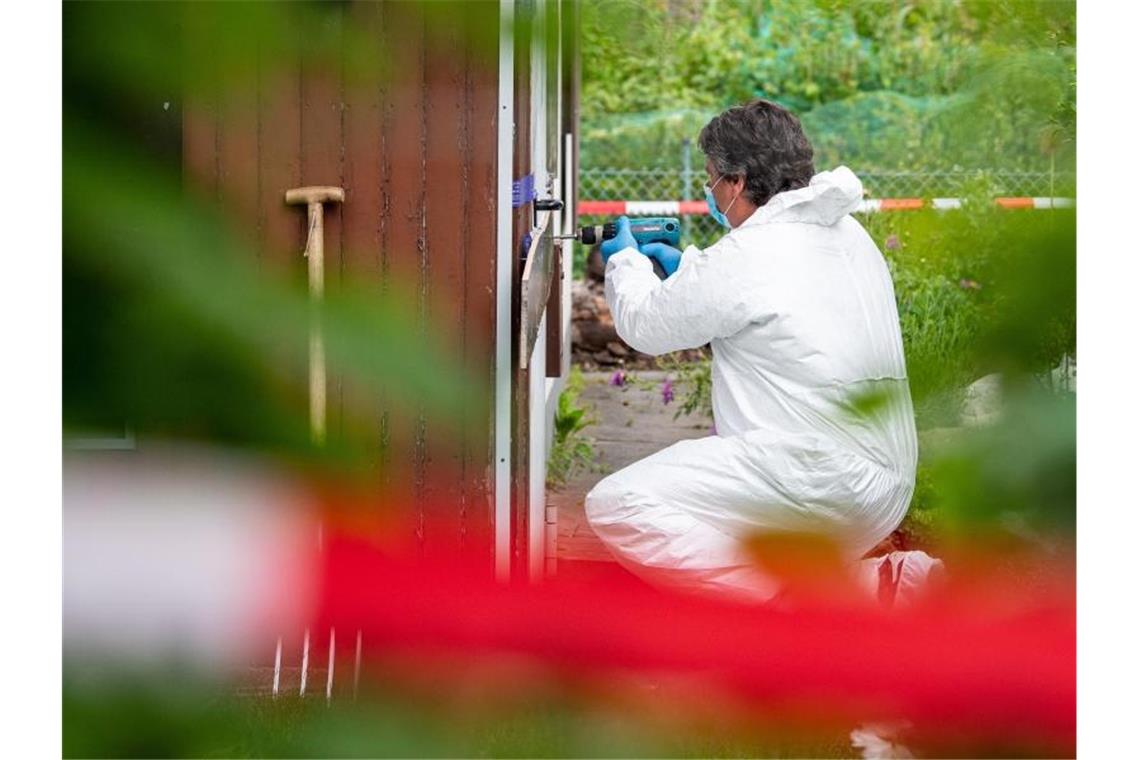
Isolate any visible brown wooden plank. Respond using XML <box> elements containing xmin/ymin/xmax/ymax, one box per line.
<box><xmin>181</xmin><ymin>27</ymin><xmax>218</xmax><ymax>204</ymax></box>
<box><xmin>341</xmin><ymin>1</ymin><xmax>385</xmax><ymax>284</ymax></box>
<box><xmin>337</xmin><ymin>0</ymin><xmax>388</xmax><ymax>501</ymax></box>
<box><xmin>379</xmin><ymin>0</ymin><xmax>429</xmax><ymax>548</ymax></box>
<box><xmin>217</xmin><ymin>69</ymin><xmax>261</xmax><ymax>260</ymax></box>
<box><xmin>373</xmin><ymin>1</ymin><xmax>409</xmax><ymax>512</ymax></box>
<box><xmin>543</xmin><ymin>0</ymin><xmax>561</xmax><ymax>179</ymax></box>
<box><xmin>458</xmin><ymin>9</ymin><xmax>500</xmax><ymax>567</ymax></box>
<box><xmin>510</xmin><ymin>0</ymin><xmax>534</xmax><ymax>584</ymax></box>
<box><xmin>257</xmin><ymin>28</ymin><xmax>303</xmax><ymax>273</ymax></box>
<box><xmin>545</xmin><ymin>237</ymin><xmax>563</xmax><ymax>376</ymax></box>
<box><xmin>182</xmin><ymin>94</ymin><xmax>217</xmax><ymax>202</ymax></box>
<box><xmin>420</xmin><ymin>3</ymin><xmax>470</xmax><ymax>562</ymax></box>
<box><xmin>251</xmin><ymin>21</ymin><xmax>313</xmax><ymax>448</ymax></box>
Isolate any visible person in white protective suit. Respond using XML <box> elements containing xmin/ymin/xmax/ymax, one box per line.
<box><xmin>584</xmin><ymin>99</ymin><xmax>924</xmax><ymax>604</ymax></box>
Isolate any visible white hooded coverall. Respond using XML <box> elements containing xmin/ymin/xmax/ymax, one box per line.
<box><xmin>584</xmin><ymin>167</ymin><xmax>918</xmax><ymax>603</ymax></box>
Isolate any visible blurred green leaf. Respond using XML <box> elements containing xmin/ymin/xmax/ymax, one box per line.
<box><xmin>64</xmin><ymin>673</ymin><xmax>855</xmax><ymax>759</ymax></box>
<box><xmin>926</xmin><ymin>383</ymin><xmax>1075</xmax><ymax>535</ymax></box>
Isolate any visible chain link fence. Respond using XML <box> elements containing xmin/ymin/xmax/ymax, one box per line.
<box><xmin>579</xmin><ymin>167</ymin><xmax>1075</xmax><ymax>203</ymax></box>
<box><xmin>577</xmin><ymin>165</ymin><xmax>1075</xmax><ymax>254</ymax></box>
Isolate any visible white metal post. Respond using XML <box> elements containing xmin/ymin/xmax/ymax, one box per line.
<box><xmin>494</xmin><ymin>0</ymin><xmax>516</xmax><ymax>584</ymax></box>
<box><xmin>272</xmin><ymin>636</ymin><xmax>283</xmax><ymax>698</ymax></box>
<box><xmin>353</xmin><ymin>629</ymin><xmax>362</xmax><ymax>699</ymax></box>
<box><xmin>325</xmin><ymin>627</ymin><xmax>336</xmax><ymax>703</ymax></box>
<box><xmin>299</xmin><ymin>627</ymin><xmax>310</xmax><ymax>696</ymax></box>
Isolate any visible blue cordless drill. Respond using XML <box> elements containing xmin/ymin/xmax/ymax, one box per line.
<box><xmin>557</xmin><ymin>217</ymin><xmax>681</xmax><ymax>279</ymax></box>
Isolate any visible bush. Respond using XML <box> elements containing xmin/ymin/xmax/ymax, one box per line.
<box><xmin>546</xmin><ymin>368</ymin><xmax>598</xmax><ymax>488</ymax></box>
<box><xmin>580</xmin><ymin>0</ymin><xmax>1075</xmax><ymax>174</ymax></box>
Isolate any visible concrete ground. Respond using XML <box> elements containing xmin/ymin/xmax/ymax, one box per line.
<box><xmin>548</xmin><ymin>370</ymin><xmax>714</xmax><ymax>567</ymax></box>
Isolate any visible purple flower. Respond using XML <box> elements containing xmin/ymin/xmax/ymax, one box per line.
<box><xmin>609</xmin><ymin>370</ymin><xmax>626</xmax><ymax>387</ymax></box>
<box><xmin>885</xmin><ymin>234</ymin><xmax>901</xmax><ymax>251</ymax></box>
<box><xmin>661</xmin><ymin>377</ymin><xmax>674</xmax><ymax>405</ymax></box>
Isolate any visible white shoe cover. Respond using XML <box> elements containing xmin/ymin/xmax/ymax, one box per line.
<box><xmin>851</xmin><ymin>721</ymin><xmax>915</xmax><ymax>759</ymax></box>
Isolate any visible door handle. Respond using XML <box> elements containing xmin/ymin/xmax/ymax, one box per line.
<box><xmin>533</xmin><ymin>197</ymin><xmax>563</xmax><ymax>227</ymax></box>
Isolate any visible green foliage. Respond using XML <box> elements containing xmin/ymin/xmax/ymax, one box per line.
<box><xmin>580</xmin><ymin>110</ymin><xmax>712</xmax><ymax>173</ymax></box>
<box><xmin>580</xmin><ymin>0</ymin><xmax>1075</xmax><ymax>172</ymax></box>
<box><xmin>63</xmin><ymin>676</ymin><xmax>854</xmax><ymax>758</ymax></box>
<box><xmin>546</xmin><ymin>368</ymin><xmax>599</xmax><ymax>488</ymax></box>
<box><xmin>656</xmin><ymin>353</ymin><xmax>714</xmax><ymax>421</ymax></box>
<box><xmin>927</xmin><ymin>384</ymin><xmax>1075</xmax><ymax>536</ymax></box>
<box><xmin>869</xmin><ymin>205</ymin><xmax>1076</xmax><ymax>381</ymax></box>
<box><xmin>798</xmin><ymin>91</ymin><xmax>944</xmax><ymax>171</ymax></box>
<box><xmin>888</xmin><ymin>262</ymin><xmax>982</xmax><ymax>427</ymax></box>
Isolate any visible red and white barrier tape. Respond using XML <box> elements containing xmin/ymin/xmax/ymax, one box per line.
<box><xmin>63</xmin><ymin>451</ymin><xmax>1075</xmax><ymax>753</ymax></box>
<box><xmin>578</xmin><ymin>197</ymin><xmax>1075</xmax><ymax>216</ymax></box>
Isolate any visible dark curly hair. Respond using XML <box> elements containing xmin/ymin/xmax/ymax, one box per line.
<box><xmin>698</xmin><ymin>99</ymin><xmax>815</xmax><ymax>208</ymax></box>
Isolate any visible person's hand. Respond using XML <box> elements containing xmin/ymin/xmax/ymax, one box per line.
<box><xmin>640</xmin><ymin>242</ymin><xmax>683</xmax><ymax>277</ymax></box>
<box><xmin>599</xmin><ymin>215</ymin><xmax>638</xmax><ymax>263</ymax></box>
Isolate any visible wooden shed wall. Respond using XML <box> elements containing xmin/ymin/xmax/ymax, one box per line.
<box><xmin>182</xmin><ymin>2</ymin><xmax>500</xmax><ymax>566</ymax></box>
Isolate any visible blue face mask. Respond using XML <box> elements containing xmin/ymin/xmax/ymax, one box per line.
<box><xmin>704</xmin><ymin>174</ymin><xmax>740</xmax><ymax>229</ymax></box>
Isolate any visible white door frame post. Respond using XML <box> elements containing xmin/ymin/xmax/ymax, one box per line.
<box><xmin>494</xmin><ymin>0</ymin><xmax>516</xmax><ymax>584</ymax></box>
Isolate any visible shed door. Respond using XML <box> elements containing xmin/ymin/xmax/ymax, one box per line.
<box><xmin>182</xmin><ymin>1</ymin><xmax>500</xmax><ymax>571</ymax></box>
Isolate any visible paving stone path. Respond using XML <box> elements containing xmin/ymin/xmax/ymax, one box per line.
<box><xmin>548</xmin><ymin>370</ymin><xmax>715</xmax><ymax>565</ymax></box>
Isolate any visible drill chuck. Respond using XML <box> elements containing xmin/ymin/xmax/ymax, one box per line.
<box><xmin>576</xmin><ymin>224</ymin><xmax>610</xmax><ymax>246</ymax></box>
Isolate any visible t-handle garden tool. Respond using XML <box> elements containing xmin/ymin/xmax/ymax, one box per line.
<box><xmin>285</xmin><ymin>185</ymin><xmax>345</xmax><ymax>445</ymax></box>
<box><xmin>284</xmin><ymin>185</ymin><xmax>346</xmax><ymax>704</ymax></box>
